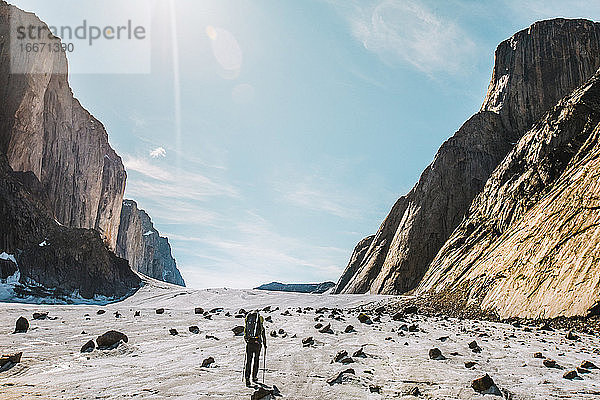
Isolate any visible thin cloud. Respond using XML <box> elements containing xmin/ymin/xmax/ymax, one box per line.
<box><xmin>329</xmin><ymin>0</ymin><xmax>476</xmax><ymax>74</ymax></box>
<box><xmin>150</xmin><ymin>146</ymin><xmax>167</xmax><ymax>158</ymax></box>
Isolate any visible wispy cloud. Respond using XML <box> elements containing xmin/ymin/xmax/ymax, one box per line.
<box><xmin>329</xmin><ymin>0</ymin><xmax>476</xmax><ymax>74</ymax></box>
<box><xmin>149</xmin><ymin>146</ymin><xmax>167</xmax><ymax>158</ymax></box>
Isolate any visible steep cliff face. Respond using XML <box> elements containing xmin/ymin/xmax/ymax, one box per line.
<box><xmin>116</xmin><ymin>200</ymin><xmax>185</xmax><ymax>287</ymax></box>
<box><xmin>418</xmin><ymin>69</ymin><xmax>600</xmax><ymax>318</ymax></box>
<box><xmin>0</xmin><ymin>2</ymin><xmax>126</xmax><ymax>250</ymax></box>
<box><xmin>0</xmin><ymin>153</ymin><xmax>141</xmax><ymax>299</ymax></box>
<box><xmin>335</xmin><ymin>18</ymin><xmax>600</xmax><ymax>295</ymax></box>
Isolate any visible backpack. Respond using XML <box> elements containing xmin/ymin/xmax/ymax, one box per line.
<box><xmin>244</xmin><ymin>312</ymin><xmax>262</xmax><ymax>343</ymax></box>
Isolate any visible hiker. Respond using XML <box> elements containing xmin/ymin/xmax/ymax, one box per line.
<box><xmin>244</xmin><ymin>310</ymin><xmax>267</xmax><ymax>386</ymax></box>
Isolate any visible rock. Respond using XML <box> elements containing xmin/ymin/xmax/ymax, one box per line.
<box><xmin>155</xmin><ymin>308</ymin><xmax>165</xmax><ymax>315</ymax></box>
<box><xmin>333</xmin><ymin>350</ymin><xmax>348</xmax><ymax>363</ymax></box>
<box><xmin>169</xmin><ymin>329</ymin><xmax>178</xmax><ymax>336</ymax></box>
<box><xmin>96</xmin><ymin>330</ymin><xmax>128</xmax><ymax>349</ymax></box>
<box><xmin>0</xmin><ymin>352</ymin><xmax>22</xmax><ymax>372</ymax></box>
<box><xmin>270</xmin><ymin>330</ymin><xmax>277</xmax><ymax>337</ymax></box>
<box><xmin>278</xmin><ymin>328</ymin><xmax>285</xmax><ymax>335</ymax></box>
<box><xmin>392</xmin><ymin>312</ymin><xmax>403</xmax><ymax>321</ymax></box>
<box><xmin>369</xmin><ymin>385</ymin><xmax>382</xmax><ymax>393</ymax></box>
<box><xmin>407</xmin><ymin>386</ymin><xmax>421</xmax><ymax>397</ymax></box>
<box><xmin>344</xmin><ymin>325</ymin><xmax>355</xmax><ymax>333</ymax></box>
<box><xmin>206</xmin><ymin>334</ymin><xmax>219</xmax><ymax>341</ymax></box>
<box><xmin>428</xmin><ymin>348</ymin><xmax>445</xmax><ymax>360</ymax></box>
<box><xmin>209</xmin><ymin>308</ymin><xmax>223</xmax><ymax>314</ymax></box>
<box><xmin>543</xmin><ymin>359</ymin><xmax>559</xmax><ymax>368</ymax></box>
<box><xmin>189</xmin><ymin>326</ymin><xmax>200</xmax><ymax>334</ymax></box>
<box><xmin>134</xmin><ymin>311</ymin><xmax>140</xmax><ymax>317</ymax></box>
<box><xmin>319</xmin><ymin>323</ymin><xmax>334</xmax><ymax>334</ymax></box>
<box><xmin>468</xmin><ymin>340</ymin><xmax>482</xmax><ymax>353</ymax></box>
<box><xmin>577</xmin><ymin>366</ymin><xmax>590</xmax><ymax>374</ymax></box>
<box><xmin>353</xmin><ymin>348</ymin><xmax>367</xmax><ymax>358</ymax></box>
<box><xmin>97</xmin><ymin>310</ymin><xmax>106</xmax><ymax>315</ymax></box>
<box><xmin>201</xmin><ymin>357</ymin><xmax>215</xmax><ymax>368</ymax></box>
<box><xmin>32</xmin><ymin>312</ymin><xmax>48</xmax><ymax>320</ymax></box>
<box><xmin>581</xmin><ymin>360</ymin><xmax>598</xmax><ymax>369</ymax></box>
<box><xmin>251</xmin><ymin>387</ymin><xmax>274</xmax><ymax>400</ymax></box>
<box><xmin>195</xmin><ymin>307</ymin><xmax>204</xmax><ymax>314</ymax></box>
<box><xmin>357</xmin><ymin>313</ymin><xmax>372</xmax><ymax>324</ymax></box>
<box><xmin>404</xmin><ymin>306</ymin><xmax>418</xmax><ymax>314</ymax></box>
<box><xmin>13</xmin><ymin>317</ymin><xmax>29</xmax><ymax>334</ymax></box>
<box><xmin>116</xmin><ymin>200</ymin><xmax>185</xmax><ymax>286</ymax></box>
<box><xmin>314</xmin><ymin>323</ymin><xmax>323</xmax><ymax>330</ymax></box>
<box><xmin>533</xmin><ymin>352</ymin><xmax>543</xmax><ymax>358</ymax></box>
<box><xmin>408</xmin><ymin>324</ymin><xmax>418</xmax><ymax>332</ymax></box>
<box><xmin>0</xmin><ymin>258</ymin><xmax>17</xmax><ymax>280</ymax></box>
<box><xmin>265</xmin><ymin>316</ymin><xmax>272</xmax><ymax>323</ymax></box>
<box><xmin>471</xmin><ymin>374</ymin><xmax>501</xmax><ymax>395</ymax></box>
<box><xmin>465</xmin><ymin>361</ymin><xmax>477</xmax><ymax>368</ymax></box>
<box><xmin>340</xmin><ymin>357</ymin><xmax>354</xmax><ymax>364</ymax></box>
<box><xmin>566</xmin><ymin>330</ymin><xmax>579</xmax><ymax>340</ymax></box>
<box><xmin>302</xmin><ymin>337</ymin><xmax>314</xmax><ymax>347</ymax></box>
<box><xmin>238</xmin><ymin>308</ymin><xmax>246</xmax><ymax>315</ymax></box>
<box><xmin>114</xmin><ymin>311</ymin><xmax>121</xmax><ymax>318</ymax></box>
<box><xmin>80</xmin><ymin>340</ymin><xmax>95</xmax><ymax>353</ymax></box>
<box><xmin>326</xmin><ymin>368</ymin><xmax>355</xmax><ymax>385</ymax></box>
<box><xmin>232</xmin><ymin>326</ymin><xmax>245</xmax><ymax>336</ymax></box>
<box><xmin>563</xmin><ymin>370</ymin><xmax>578</xmax><ymax>380</ymax></box>
<box><xmin>374</xmin><ymin>306</ymin><xmax>386</xmax><ymax>314</ymax></box>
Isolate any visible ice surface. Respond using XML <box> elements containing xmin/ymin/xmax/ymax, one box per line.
<box><xmin>0</xmin><ymin>280</ymin><xmax>598</xmax><ymax>399</ymax></box>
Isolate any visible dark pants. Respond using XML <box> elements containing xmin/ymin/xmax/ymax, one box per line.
<box><xmin>245</xmin><ymin>342</ymin><xmax>262</xmax><ymax>381</ymax></box>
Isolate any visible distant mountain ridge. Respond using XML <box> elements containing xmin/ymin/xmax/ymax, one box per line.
<box><xmin>255</xmin><ymin>281</ymin><xmax>335</xmax><ymax>294</ymax></box>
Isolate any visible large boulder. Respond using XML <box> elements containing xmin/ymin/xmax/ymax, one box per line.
<box><xmin>96</xmin><ymin>330</ymin><xmax>128</xmax><ymax>349</ymax></box>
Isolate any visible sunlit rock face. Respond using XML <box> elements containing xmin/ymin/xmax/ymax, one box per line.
<box><xmin>117</xmin><ymin>200</ymin><xmax>185</xmax><ymax>287</ymax></box>
<box><xmin>418</xmin><ymin>69</ymin><xmax>600</xmax><ymax>318</ymax></box>
<box><xmin>0</xmin><ymin>2</ymin><xmax>126</xmax><ymax>250</ymax></box>
<box><xmin>335</xmin><ymin>19</ymin><xmax>600</xmax><ymax>299</ymax></box>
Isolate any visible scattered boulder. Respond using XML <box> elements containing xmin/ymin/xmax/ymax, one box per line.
<box><xmin>206</xmin><ymin>334</ymin><xmax>219</xmax><ymax>340</ymax></box>
<box><xmin>265</xmin><ymin>316</ymin><xmax>272</xmax><ymax>323</ymax></box>
<box><xmin>270</xmin><ymin>330</ymin><xmax>277</xmax><ymax>338</ymax></box>
<box><xmin>566</xmin><ymin>330</ymin><xmax>579</xmax><ymax>340</ymax></box>
<box><xmin>232</xmin><ymin>326</ymin><xmax>245</xmax><ymax>336</ymax></box>
<box><xmin>471</xmin><ymin>374</ymin><xmax>501</xmax><ymax>396</ymax></box>
<box><xmin>327</xmin><ymin>368</ymin><xmax>355</xmax><ymax>385</ymax></box>
<box><xmin>392</xmin><ymin>312</ymin><xmax>403</xmax><ymax>321</ymax></box>
<box><xmin>238</xmin><ymin>308</ymin><xmax>247</xmax><ymax>315</ymax></box>
<box><xmin>314</xmin><ymin>323</ymin><xmax>323</xmax><ymax>330</ymax></box>
<box><xmin>543</xmin><ymin>359</ymin><xmax>559</xmax><ymax>369</ymax></box>
<box><xmin>194</xmin><ymin>307</ymin><xmax>204</xmax><ymax>314</ymax></box>
<box><xmin>80</xmin><ymin>340</ymin><xmax>95</xmax><ymax>353</ymax></box>
<box><xmin>563</xmin><ymin>370</ymin><xmax>578</xmax><ymax>380</ymax></box>
<box><xmin>114</xmin><ymin>311</ymin><xmax>121</xmax><ymax>318</ymax></box>
<box><xmin>210</xmin><ymin>308</ymin><xmax>223</xmax><ymax>314</ymax></box>
<box><xmin>0</xmin><ymin>352</ymin><xmax>22</xmax><ymax>372</ymax></box>
<box><xmin>533</xmin><ymin>352</ymin><xmax>543</xmax><ymax>358</ymax></box>
<box><xmin>201</xmin><ymin>356</ymin><xmax>215</xmax><ymax>368</ymax></box>
<box><xmin>189</xmin><ymin>326</ymin><xmax>200</xmax><ymax>334</ymax></box>
<box><xmin>333</xmin><ymin>350</ymin><xmax>348</xmax><ymax>363</ymax></box>
<box><xmin>251</xmin><ymin>387</ymin><xmax>274</xmax><ymax>400</ymax></box>
<box><xmin>369</xmin><ymin>385</ymin><xmax>382</xmax><ymax>394</ymax></box>
<box><xmin>96</xmin><ymin>330</ymin><xmax>128</xmax><ymax>349</ymax></box>
<box><xmin>344</xmin><ymin>325</ymin><xmax>355</xmax><ymax>333</ymax></box>
<box><xmin>97</xmin><ymin>310</ymin><xmax>105</xmax><ymax>315</ymax></box>
<box><xmin>278</xmin><ymin>328</ymin><xmax>285</xmax><ymax>335</ymax></box>
<box><xmin>577</xmin><ymin>366</ymin><xmax>590</xmax><ymax>374</ymax></box>
<box><xmin>169</xmin><ymin>329</ymin><xmax>179</xmax><ymax>336</ymax></box>
<box><xmin>340</xmin><ymin>357</ymin><xmax>354</xmax><ymax>364</ymax></box>
<box><xmin>465</xmin><ymin>361</ymin><xmax>477</xmax><ymax>368</ymax></box>
<box><xmin>353</xmin><ymin>348</ymin><xmax>367</xmax><ymax>358</ymax></box>
<box><xmin>134</xmin><ymin>311</ymin><xmax>141</xmax><ymax>317</ymax></box>
<box><xmin>581</xmin><ymin>360</ymin><xmax>598</xmax><ymax>369</ymax></box>
<box><xmin>357</xmin><ymin>313</ymin><xmax>372</xmax><ymax>324</ymax></box>
<box><xmin>13</xmin><ymin>317</ymin><xmax>29</xmax><ymax>334</ymax></box>
<box><xmin>155</xmin><ymin>308</ymin><xmax>165</xmax><ymax>315</ymax></box>
<box><xmin>403</xmin><ymin>306</ymin><xmax>418</xmax><ymax>314</ymax></box>
<box><xmin>408</xmin><ymin>324</ymin><xmax>419</xmax><ymax>332</ymax></box>
<box><xmin>428</xmin><ymin>348</ymin><xmax>445</xmax><ymax>360</ymax></box>
<box><xmin>32</xmin><ymin>312</ymin><xmax>48</xmax><ymax>320</ymax></box>
<box><xmin>374</xmin><ymin>306</ymin><xmax>386</xmax><ymax>314</ymax></box>
<box><xmin>407</xmin><ymin>386</ymin><xmax>421</xmax><ymax>397</ymax></box>
<box><xmin>319</xmin><ymin>323</ymin><xmax>334</xmax><ymax>334</ymax></box>
<box><xmin>302</xmin><ymin>337</ymin><xmax>314</xmax><ymax>347</ymax></box>
<box><xmin>469</xmin><ymin>341</ymin><xmax>482</xmax><ymax>353</ymax></box>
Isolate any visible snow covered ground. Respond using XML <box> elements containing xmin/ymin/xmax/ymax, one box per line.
<box><xmin>1</xmin><ymin>279</ymin><xmax>599</xmax><ymax>399</ymax></box>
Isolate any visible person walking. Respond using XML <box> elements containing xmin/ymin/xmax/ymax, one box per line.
<box><xmin>243</xmin><ymin>310</ymin><xmax>267</xmax><ymax>387</ymax></box>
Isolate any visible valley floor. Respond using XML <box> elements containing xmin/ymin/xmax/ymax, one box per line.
<box><xmin>1</xmin><ymin>280</ymin><xmax>599</xmax><ymax>399</ymax></box>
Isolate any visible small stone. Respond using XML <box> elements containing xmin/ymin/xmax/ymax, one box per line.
<box><xmin>326</xmin><ymin>368</ymin><xmax>355</xmax><ymax>385</ymax></box>
<box><xmin>353</xmin><ymin>348</ymin><xmax>367</xmax><ymax>358</ymax></box>
<box><xmin>194</xmin><ymin>307</ymin><xmax>204</xmax><ymax>314</ymax></box>
<box><xmin>357</xmin><ymin>313</ymin><xmax>372</xmax><ymax>324</ymax></box>
<box><xmin>302</xmin><ymin>336</ymin><xmax>314</xmax><ymax>347</ymax></box>
<box><xmin>369</xmin><ymin>385</ymin><xmax>382</xmax><ymax>393</ymax></box>
<box><xmin>314</xmin><ymin>323</ymin><xmax>323</xmax><ymax>330</ymax></box>
<box><xmin>344</xmin><ymin>325</ymin><xmax>355</xmax><ymax>333</ymax></box>
<box><xmin>333</xmin><ymin>350</ymin><xmax>348</xmax><ymax>363</ymax></box>
<box><xmin>465</xmin><ymin>361</ymin><xmax>477</xmax><ymax>368</ymax></box>
<box><xmin>169</xmin><ymin>328</ymin><xmax>179</xmax><ymax>336</ymax></box>
<box><xmin>319</xmin><ymin>323</ymin><xmax>334</xmax><ymax>334</ymax></box>
<box><xmin>96</xmin><ymin>330</ymin><xmax>128</xmax><ymax>349</ymax></box>
<box><xmin>533</xmin><ymin>352</ymin><xmax>543</xmax><ymax>358</ymax></box>
<box><xmin>581</xmin><ymin>360</ymin><xmax>598</xmax><ymax>369</ymax></box>
<box><xmin>543</xmin><ymin>359</ymin><xmax>558</xmax><ymax>368</ymax></box>
<box><xmin>80</xmin><ymin>340</ymin><xmax>95</xmax><ymax>353</ymax></box>
<box><xmin>407</xmin><ymin>386</ymin><xmax>420</xmax><ymax>396</ymax></box>
<box><xmin>32</xmin><ymin>312</ymin><xmax>48</xmax><ymax>320</ymax></box>
<box><xmin>429</xmin><ymin>348</ymin><xmax>445</xmax><ymax>360</ymax></box>
<box><xmin>270</xmin><ymin>330</ymin><xmax>277</xmax><ymax>337</ymax></box>
<box><xmin>232</xmin><ymin>326</ymin><xmax>244</xmax><ymax>336</ymax></box>
<box><xmin>134</xmin><ymin>311</ymin><xmax>140</xmax><ymax>317</ymax></box>
<box><xmin>155</xmin><ymin>308</ymin><xmax>165</xmax><ymax>314</ymax></box>
<box><xmin>566</xmin><ymin>330</ymin><xmax>579</xmax><ymax>340</ymax></box>
<box><xmin>577</xmin><ymin>366</ymin><xmax>590</xmax><ymax>374</ymax></box>
<box><xmin>97</xmin><ymin>310</ymin><xmax>105</xmax><ymax>315</ymax></box>
<box><xmin>340</xmin><ymin>357</ymin><xmax>354</xmax><ymax>364</ymax></box>
<box><xmin>189</xmin><ymin>326</ymin><xmax>200</xmax><ymax>334</ymax></box>
<box><xmin>471</xmin><ymin>374</ymin><xmax>501</xmax><ymax>395</ymax></box>
<box><xmin>278</xmin><ymin>328</ymin><xmax>285</xmax><ymax>335</ymax></box>
<box><xmin>408</xmin><ymin>324</ymin><xmax>418</xmax><ymax>332</ymax></box>
<box><xmin>469</xmin><ymin>340</ymin><xmax>482</xmax><ymax>353</ymax></box>
<box><xmin>0</xmin><ymin>352</ymin><xmax>22</xmax><ymax>372</ymax></box>
<box><xmin>404</xmin><ymin>306</ymin><xmax>418</xmax><ymax>314</ymax></box>
<box><xmin>13</xmin><ymin>317</ymin><xmax>29</xmax><ymax>334</ymax></box>
<box><xmin>563</xmin><ymin>370</ymin><xmax>578</xmax><ymax>380</ymax></box>
<box><xmin>201</xmin><ymin>356</ymin><xmax>215</xmax><ymax>368</ymax></box>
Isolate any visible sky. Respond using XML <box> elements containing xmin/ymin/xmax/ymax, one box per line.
<box><xmin>9</xmin><ymin>0</ymin><xmax>600</xmax><ymax>289</ymax></box>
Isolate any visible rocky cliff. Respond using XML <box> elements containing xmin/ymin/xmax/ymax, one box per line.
<box><xmin>0</xmin><ymin>1</ymin><xmax>126</xmax><ymax>250</ymax></box>
<box><xmin>417</xmin><ymin>69</ymin><xmax>600</xmax><ymax>318</ymax></box>
<box><xmin>0</xmin><ymin>153</ymin><xmax>140</xmax><ymax>300</ymax></box>
<box><xmin>116</xmin><ymin>200</ymin><xmax>185</xmax><ymax>287</ymax></box>
<box><xmin>335</xmin><ymin>18</ymin><xmax>600</xmax><ymax>296</ymax></box>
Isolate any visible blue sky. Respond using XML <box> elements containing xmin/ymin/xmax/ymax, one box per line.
<box><xmin>10</xmin><ymin>0</ymin><xmax>600</xmax><ymax>288</ymax></box>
